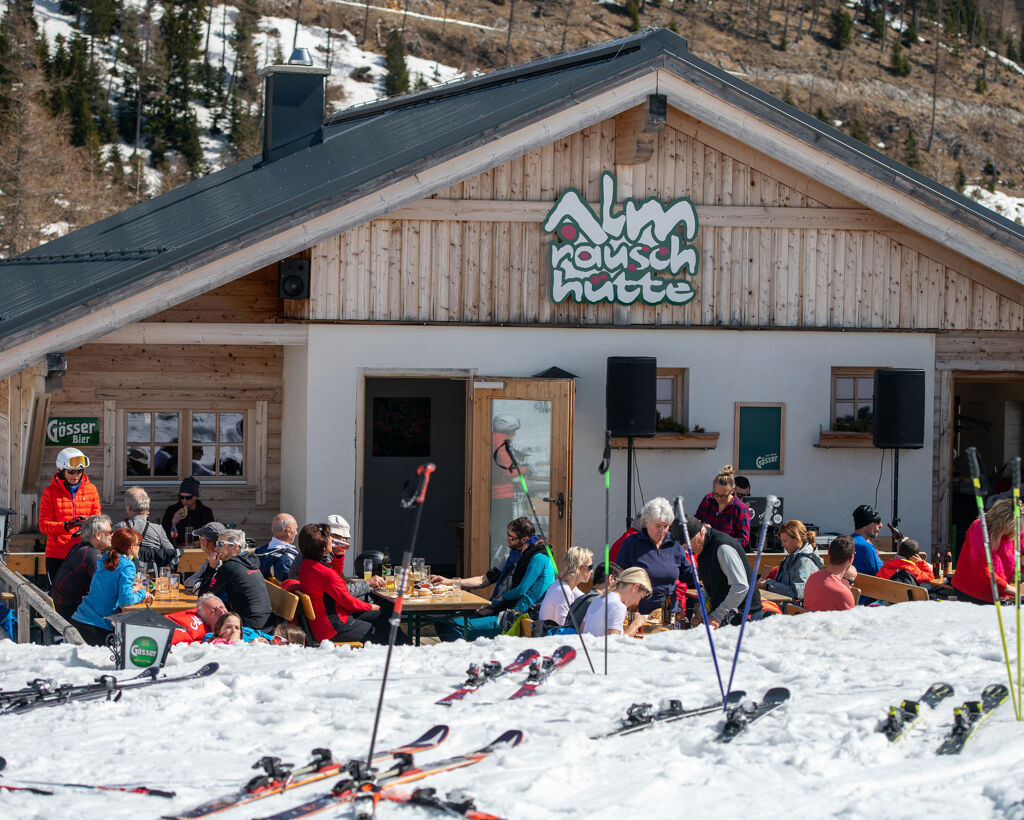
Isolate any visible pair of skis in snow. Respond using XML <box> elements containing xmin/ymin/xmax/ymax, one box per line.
<box><xmin>877</xmin><ymin>681</ymin><xmax>1009</xmax><ymax>754</ymax></box>
<box><xmin>171</xmin><ymin>728</ymin><xmax>522</xmax><ymax>820</ymax></box>
<box><xmin>593</xmin><ymin>687</ymin><xmax>791</xmax><ymax>742</ymax></box>
<box><xmin>0</xmin><ymin>662</ymin><xmax>219</xmax><ymax>715</ymax></box>
<box><xmin>435</xmin><ymin>646</ymin><xmax>576</xmax><ymax>705</ymax></box>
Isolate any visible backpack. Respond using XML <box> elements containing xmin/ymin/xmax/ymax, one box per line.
<box><xmin>888</xmin><ymin>568</ymin><xmax>919</xmax><ymax>587</ymax></box>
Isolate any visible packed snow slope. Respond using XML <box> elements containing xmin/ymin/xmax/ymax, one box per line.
<box><xmin>2</xmin><ymin>602</ymin><xmax>1024</xmax><ymax>819</ymax></box>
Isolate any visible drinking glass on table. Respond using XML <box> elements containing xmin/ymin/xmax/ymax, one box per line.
<box><xmin>158</xmin><ymin>566</ymin><xmax>171</xmax><ymax>593</ymax></box>
<box><xmin>451</xmin><ymin>578</ymin><xmax>462</xmax><ymax>599</ymax></box>
<box><xmin>169</xmin><ymin>573</ymin><xmax>180</xmax><ymax>598</ymax></box>
<box><xmin>363</xmin><ymin>559</ymin><xmax>374</xmax><ymax>581</ymax></box>
<box><xmin>422</xmin><ymin>565</ymin><xmax>431</xmax><ymax>586</ymax></box>
<box><xmin>184</xmin><ymin>527</ymin><xmax>194</xmax><ymax>546</ymax></box>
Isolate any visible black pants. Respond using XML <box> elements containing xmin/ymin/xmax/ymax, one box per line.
<box><xmin>71</xmin><ymin>619</ymin><xmax>113</xmax><ymax>647</ymax></box>
<box><xmin>55</xmin><ymin>603</ymin><xmax>79</xmax><ymax>624</ymax></box>
<box><xmin>332</xmin><ymin>609</ymin><xmax>409</xmax><ymax>645</ymax></box>
<box><xmin>45</xmin><ymin>557</ymin><xmax>64</xmax><ymax>588</ymax></box>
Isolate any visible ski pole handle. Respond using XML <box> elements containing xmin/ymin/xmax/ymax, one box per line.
<box><xmin>967</xmin><ymin>447</ymin><xmax>982</xmax><ymax>488</ymax></box>
<box><xmin>400</xmin><ymin>463</ymin><xmax>436</xmax><ymax>509</ymax></box>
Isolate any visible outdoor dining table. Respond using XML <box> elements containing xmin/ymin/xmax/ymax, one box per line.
<box><xmin>370</xmin><ymin>587</ymin><xmax>490</xmax><ymax>644</ymax></box>
<box><xmin>122</xmin><ymin>585</ymin><xmax>198</xmax><ymax>616</ymax></box>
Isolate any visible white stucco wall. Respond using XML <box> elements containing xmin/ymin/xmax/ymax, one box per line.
<box><xmin>280</xmin><ymin>344</ymin><xmax>310</xmax><ymax>520</ymax></box>
<box><xmin>298</xmin><ymin>325</ymin><xmax>936</xmax><ymax>555</ymax></box>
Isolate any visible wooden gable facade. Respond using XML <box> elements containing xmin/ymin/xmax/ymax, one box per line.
<box><xmin>291</xmin><ymin>105</ymin><xmax>1024</xmax><ymax>333</ymax></box>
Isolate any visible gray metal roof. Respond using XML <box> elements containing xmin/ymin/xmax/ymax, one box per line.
<box><xmin>2</xmin><ymin>27</ymin><xmax>1022</xmax><ymax>351</ymax></box>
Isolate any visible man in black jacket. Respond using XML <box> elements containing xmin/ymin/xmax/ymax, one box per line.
<box><xmin>51</xmin><ymin>515</ymin><xmax>112</xmax><ymax>622</ymax></box>
<box><xmin>684</xmin><ymin>515</ymin><xmax>762</xmax><ymax>628</ymax></box>
<box><xmin>208</xmin><ymin>529</ymin><xmax>274</xmax><ymax>632</ymax></box>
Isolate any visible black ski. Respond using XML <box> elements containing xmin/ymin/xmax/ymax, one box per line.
<box><xmin>935</xmin><ymin>683</ymin><xmax>1009</xmax><ymax>755</ymax></box>
<box><xmin>0</xmin><ymin>663</ymin><xmax>219</xmax><ymax>715</ymax></box>
<box><xmin>716</xmin><ymin>687</ymin><xmax>790</xmax><ymax>743</ymax></box>
<box><xmin>436</xmin><ymin>650</ymin><xmax>539</xmax><ymax>706</ymax></box>
<box><xmin>255</xmin><ymin>730</ymin><xmax>523</xmax><ymax>820</ymax></box>
<box><xmin>593</xmin><ymin>690</ymin><xmax>746</xmax><ymax>739</ymax></box>
<box><xmin>163</xmin><ymin>724</ymin><xmax>450</xmax><ymax>819</ymax></box>
<box><xmin>877</xmin><ymin>682</ymin><xmax>954</xmax><ymax>742</ymax></box>
<box><xmin>508</xmin><ymin>646</ymin><xmax>575</xmax><ymax>699</ymax></box>
<box><xmin>0</xmin><ymin>667</ymin><xmax>159</xmax><ymax>707</ymax></box>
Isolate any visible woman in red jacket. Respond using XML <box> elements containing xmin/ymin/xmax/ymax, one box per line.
<box><xmin>951</xmin><ymin>499</ymin><xmax>1019</xmax><ymax>604</ymax></box>
<box><xmin>297</xmin><ymin>524</ymin><xmax>407</xmax><ymax>645</ymax></box>
<box><xmin>38</xmin><ymin>447</ymin><xmax>102</xmax><ymax>582</ymax></box>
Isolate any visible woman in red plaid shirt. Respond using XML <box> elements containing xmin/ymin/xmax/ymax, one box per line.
<box><xmin>694</xmin><ymin>465</ymin><xmax>751</xmax><ymax>551</ymax></box>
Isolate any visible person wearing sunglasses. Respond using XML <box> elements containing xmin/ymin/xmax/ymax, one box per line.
<box><xmin>39</xmin><ymin>447</ymin><xmax>102</xmax><ymax>583</ymax></box>
<box><xmin>160</xmin><ymin>476</ymin><xmax>216</xmax><ymax>547</ymax></box>
<box><xmin>206</xmin><ymin>529</ymin><xmax>274</xmax><ymax>632</ymax></box>
<box><xmin>535</xmin><ymin>545</ymin><xmax>594</xmax><ymax>636</ymax></box>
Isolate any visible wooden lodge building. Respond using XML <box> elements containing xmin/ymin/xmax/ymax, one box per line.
<box><xmin>1</xmin><ymin>29</ymin><xmax>1023</xmax><ymax>574</ymax></box>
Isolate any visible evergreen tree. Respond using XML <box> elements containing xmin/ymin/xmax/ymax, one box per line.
<box><xmin>227</xmin><ymin>0</ymin><xmax>261</xmax><ymax>159</ymax></box>
<box><xmin>84</xmin><ymin>0</ymin><xmax>119</xmax><ymax>39</ymax></box>
<box><xmin>157</xmin><ymin>0</ymin><xmax>205</xmax><ymax>175</ymax></box>
<box><xmin>954</xmin><ymin>163</ymin><xmax>966</xmax><ymax>192</ymax></box>
<box><xmin>890</xmin><ymin>40</ymin><xmax>911</xmax><ymax>74</ymax></box>
<box><xmin>902</xmin><ymin>126</ymin><xmax>921</xmax><ymax>169</ymax></box>
<box><xmin>383</xmin><ymin>29</ymin><xmax>410</xmax><ymax>96</ymax></box>
<box><xmin>830</xmin><ymin>8</ymin><xmax>853</xmax><ymax>49</ymax></box>
<box><xmin>850</xmin><ymin>117</ymin><xmax>869</xmax><ymax>143</ymax></box>
<box><xmin>626</xmin><ymin>0</ymin><xmax>641</xmax><ymax>31</ymax></box>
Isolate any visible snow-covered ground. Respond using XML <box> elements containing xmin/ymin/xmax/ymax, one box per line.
<box><xmin>2</xmin><ymin>603</ymin><xmax>1024</xmax><ymax>818</ymax></box>
<box><xmin>966</xmin><ymin>186</ymin><xmax>1024</xmax><ymax>226</ymax></box>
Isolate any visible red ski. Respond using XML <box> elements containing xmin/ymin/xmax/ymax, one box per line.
<box><xmin>436</xmin><ymin>649</ymin><xmax>540</xmax><ymax>706</ymax></box>
<box><xmin>507</xmin><ymin>645</ymin><xmax>576</xmax><ymax>699</ymax></box>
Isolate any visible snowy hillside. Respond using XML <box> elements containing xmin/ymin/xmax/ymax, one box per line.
<box><xmin>2</xmin><ymin>602</ymin><xmax>1024</xmax><ymax>818</ymax></box>
<box><xmin>31</xmin><ymin>1</ymin><xmax>462</xmax><ymax>180</ymax></box>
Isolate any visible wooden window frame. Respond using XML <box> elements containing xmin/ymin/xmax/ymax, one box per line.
<box><xmin>830</xmin><ymin>367</ymin><xmax>877</xmax><ymax>433</ymax></box>
<box><xmin>655</xmin><ymin>367</ymin><xmax>689</xmax><ymax>432</ymax></box>
<box><xmin>116</xmin><ymin>402</ymin><xmax>262</xmax><ymax>488</ymax></box>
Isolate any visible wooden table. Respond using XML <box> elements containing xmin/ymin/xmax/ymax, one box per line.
<box><xmin>370</xmin><ymin>588</ymin><xmax>490</xmax><ymax>644</ymax></box>
<box><xmin>122</xmin><ymin>586</ymin><xmax>198</xmax><ymax>615</ymax></box>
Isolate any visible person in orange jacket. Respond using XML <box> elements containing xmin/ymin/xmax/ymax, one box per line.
<box><xmin>38</xmin><ymin>447</ymin><xmax>102</xmax><ymax>583</ymax></box>
<box><xmin>878</xmin><ymin>538</ymin><xmax>935</xmax><ymax>585</ymax></box>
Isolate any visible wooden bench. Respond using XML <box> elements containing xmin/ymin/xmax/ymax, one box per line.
<box><xmin>747</xmin><ymin>551</ymin><xmax>898</xmax><ymax>574</ymax></box>
<box><xmin>851</xmin><ymin>573</ymin><xmax>928</xmax><ymax>603</ymax></box>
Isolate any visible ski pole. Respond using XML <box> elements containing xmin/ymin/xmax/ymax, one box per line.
<box><xmin>1014</xmin><ymin>456</ymin><xmax>1022</xmax><ymax>721</ymax></box>
<box><xmin>672</xmin><ymin>497</ymin><xmax>726</xmax><ymax>708</ymax></box>
<box><xmin>967</xmin><ymin>447</ymin><xmax>1020</xmax><ymax>719</ymax></box>
<box><xmin>724</xmin><ymin>496</ymin><xmax>774</xmax><ymax>701</ymax></box>
<box><xmin>598</xmin><ymin>431</ymin><xmax>611</xmax><ymax>676</ymax></box>
<box><xmin>366</xmin><ymin>462</ymin><xmax>436</xmax><ymax>767</ymax></box>
<box><xmin>497</xmin><ymin>440</ymin><xmax>596</xmax><ymax>674</ymax></box>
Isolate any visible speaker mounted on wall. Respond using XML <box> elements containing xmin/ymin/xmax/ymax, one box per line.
<box><xmin>606</xmin><ymin>356</ymin><xmax>657</xmax><ymax>437</ymax></box>
<box><xmin>873</xmin><ymin>368</ymin><xmax>925</xmax><ymax>449</ymax></box>
<box><xmin>278</xmin><ymin>258</ymin><xmax>310</xmax><ymax>299</ymax></box>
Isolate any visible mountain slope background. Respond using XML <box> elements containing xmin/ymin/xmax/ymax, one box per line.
<box><xmin>0</xmin><ymin>0</ymin><xmax>1022</xmax><ymax>257</ymax></box>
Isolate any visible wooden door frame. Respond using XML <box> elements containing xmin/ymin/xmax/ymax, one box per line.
<box><xmin>467</xmin><ymin>377</ymin><xmax>574</xmax><ymax>579</ymax></box>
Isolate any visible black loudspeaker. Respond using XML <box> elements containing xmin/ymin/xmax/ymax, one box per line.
<box><xmin>278</xmin><ymin>258</ymin><xmax>310</xmax><ymax>299</ymax></box>
<box><xmin>873</xmin><ymin>368</ymin><xmax>925</xmax><ymax>449</ymax></box>
<box><xmin>606</xmin><ymin>357</ymin><xmax>657</xmax><ymax>437</ymax></box>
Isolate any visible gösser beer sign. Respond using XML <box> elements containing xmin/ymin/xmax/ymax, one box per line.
<box><xmin>543</xmin><ymin>171</ymin><xmax>700</xmax><ymax>306</ymax></box>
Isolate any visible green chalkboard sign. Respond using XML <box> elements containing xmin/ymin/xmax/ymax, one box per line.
<box><xmin>734</xmin><ymin>404</ymin><xmax>784</xmax><ymax>474</ymax></box>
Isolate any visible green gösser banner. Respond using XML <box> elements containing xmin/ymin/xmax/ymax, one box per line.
<box><xmin>46</xmin><ymin>417</ymin><xmax>99</xmax><ymax>447</ymax></box>
<box><xmin>734</xmin><ymin>404</ymin><xmax>785</xmax><ymax>474</ymax></box>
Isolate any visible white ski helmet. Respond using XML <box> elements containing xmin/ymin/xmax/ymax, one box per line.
<box><xmin>56</xmin><ymin>447</ymin><xmax>90</xmax><ymax>471</ymax></box>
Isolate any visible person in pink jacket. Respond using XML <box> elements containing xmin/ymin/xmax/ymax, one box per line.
<box><xmin>951</xmin><ymin>499</ymin><xmax>1019</xmax><ymax>604</ymax></box>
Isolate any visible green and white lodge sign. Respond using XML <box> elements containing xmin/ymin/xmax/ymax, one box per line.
<box><xmin>543</xmin><ymin>171</ymin><xmax>700</xmax><ymax>306</ymax></box>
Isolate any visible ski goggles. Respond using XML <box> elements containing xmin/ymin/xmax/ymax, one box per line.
<box><xmin>66</xmin><ymin>455</ymin><xmax>89</xmax><ymax>470</ymax></box>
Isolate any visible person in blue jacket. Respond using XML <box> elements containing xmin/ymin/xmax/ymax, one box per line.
<box><xmin>72</xmin><ymin>526</ymin><xmax>152</xmax><ymax>646</ymax></box>
<box><xmin>437</xmin><ymin>517</ymin><xmax>555</xmax><ymax>640</ymax></box>
<box><xmin>616</xmin><ymin>497</ymin><xmax>697</xmax><ymax>616</ymax></box>
<box><xmin>850</xmin><ymin>504</ymin><xmax>884</xmax><ymax>576</ymax></box>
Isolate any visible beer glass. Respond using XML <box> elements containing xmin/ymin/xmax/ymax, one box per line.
<box><xmin>363</xmin><ymin>559</ymin><xmax>373</xmax><ymax>581</ymax></box>
<box><xmin>169</xmin><ymin>573</ymin><xmax>180</xmax><ymax>598</ymax></box>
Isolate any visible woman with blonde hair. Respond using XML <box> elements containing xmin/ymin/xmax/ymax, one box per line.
<box><xmin>695</xmin><ymin>464</ymin><xmax>751</xmax><ymax>550</ymax></box>
<box><xmin>951</xmin><ymin>498</ymin><xmax>1020</xmax><ymax>604</ymax></box>
<box><xmin>582</xmin><ymin>566</ymin><xmax>652</xmax><ymax>638</ymax></box>
<box><xmin>757</xmin><ymin>520</ymin><xmax>822</xmax><ymax>600</ymax></box>
<box><xmin>536</xmin><ymin>545</ymin><xmax>594</xmax><ymax>634</ymax></box>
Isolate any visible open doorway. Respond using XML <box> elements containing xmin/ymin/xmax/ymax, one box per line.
<box><xmin>950</xmin><ymin>376</ymin><xmax>1024</xmax><ymax>555</ymax></box>
<box><xmin>362</xmin><ymin>378</ymin><xmax>466</xmax><ymax>576</ymax></box>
